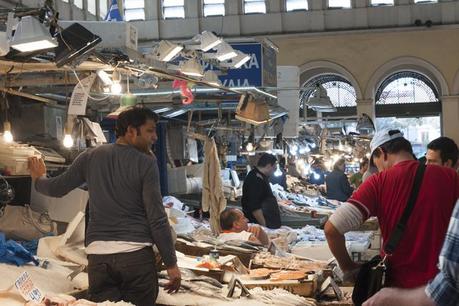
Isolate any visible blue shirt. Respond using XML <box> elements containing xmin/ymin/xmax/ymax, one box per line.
<box><xmin>425</xmin><ymin>199</ymin><xmax>459</xmax><ymax>306</ymax></box>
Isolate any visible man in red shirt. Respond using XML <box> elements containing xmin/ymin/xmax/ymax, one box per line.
<box><xmin>325</xmin><ymin>129</ymin><xmax>459</xmax><ymax>288</ymax></box>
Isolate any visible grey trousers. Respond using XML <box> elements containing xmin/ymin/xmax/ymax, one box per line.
<box><xmin>87</xmin><ymin>247</ymin><xmax>158</xmax><ymax>306</ymax></box>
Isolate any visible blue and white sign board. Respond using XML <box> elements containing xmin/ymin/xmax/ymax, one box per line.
<box><xmin>202</xmin><ymin>42</ymin><xmax>277</xmax><ymax>88</ymax></box>
<box><xmin>203</xmin><ymin>43</ymin><xmax>262</xmax><ymax>87</ymax></box>
<box><xmin>171</xmin><ymin>42</ymin><xmax>276</xmax><ymax>88</ymax></box>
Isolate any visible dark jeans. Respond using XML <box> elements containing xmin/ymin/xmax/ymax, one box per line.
<box><xmin>87</xmin><ymin>247</ymin><xmax>158</xmax><ymax>306</ymax></box>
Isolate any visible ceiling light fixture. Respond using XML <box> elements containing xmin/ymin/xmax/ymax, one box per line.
<box><xmin>235</xmin><ymin>94</ymin><xmax>271</xmax><ymax>125</ymax></box>
<box><xmin>231</xmin><ymin>51</ymin><xmax>251</xmax><ymax>68</ymax></box>
<box><xmin>202</xmin><ymin>70</ymin><xmax>221</xmax><ymax>86</ymax></box>
<box><xmin>156</xmin><ymin>40</ymin><xmax>183</xmax><ymax>62</ymax></box>
<box><xmin>214</xmin><ymin>41</ymin><xmax>237</xmax><ymax>62</ymax></box>
<box><xmin>10</xmin><ymin>16</ymin><xmax>58</xmax><ymax>53</ymax></box>
<box><xmin>307</xmin><ymin>84</ymin><xmax>337</xmax><ymax>112</ymax></box>
<box><xmin>200</xmin><ymin>31</ymin><xmax>222</xmax><ymax>51</ymax></box>
<box><xmin>181</xmin><ymin>58</ymin><xmax>204</xmax><ymax>77</ymax></box>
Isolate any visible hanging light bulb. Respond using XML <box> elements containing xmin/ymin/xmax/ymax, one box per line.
<box><xmin>313</xmin><ymin>171</ymin><xmax>321</xmax><ymax>180</ymax></box>
<box><xmin>111</xmin><ymin>70</ymin><xmax>122</xmax><ymax>94</ymax></box>
<box><xmin>63</xmin><ymin>122</ymin><xmax>74</xmax><ymax>149</ymax></box>
<box><xmin>274</xmin><ymin>164</ymin><xmax>283</xmax><ymax>177</ymax></box>
<box><xmin>299</xmin><ymin>146</ymin><xmax>307</xmax><ymax>154</ymax></box>
<box><xmin>290</xmin><ymin>143</ymin><xmax>298</xmax><ymax>156</ymax></box>
<box><xmin>3</xmin><ymin>121</ymin><xmax>13</xmax><ymax>143</ymax></box>
<box><xmin>246</xmin><ymin>142</ymin><xmax>254</xmax><ymax>152</ymax></box>
<box><xmin>111</xmin><ymin>82</ymin><xmax>122</xmax><ymax>94</ymax></box>
<box><xmin>63</xmin><ymin>134</ymin><xmax>74</xmax><ymax>148</ymax></box>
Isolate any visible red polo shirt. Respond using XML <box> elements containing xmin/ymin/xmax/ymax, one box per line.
<box><xmin>349</xmin><ymin>160</ymin><xmax>459</xmax><ymax>288</ymax></box>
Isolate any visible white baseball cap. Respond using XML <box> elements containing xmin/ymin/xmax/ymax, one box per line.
<box><xmin>370</xmin><ymin>129</ymin><xmax>405</xmax><ymax>158</ymax></box>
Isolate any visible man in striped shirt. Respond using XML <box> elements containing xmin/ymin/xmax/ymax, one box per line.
<box><xmin>363</xmin><ymin>199</ymin><xmax>459</xmax><ymax>306</ymax></box>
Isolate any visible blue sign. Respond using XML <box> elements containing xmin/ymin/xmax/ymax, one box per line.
<box><xmin>172</xmin><ymin>42</ymin><xmax>276</xmax><ymax>88</ymax></box>
<box><xmin>202</xmin><ymin>43</ymin><xmax>263</xmax><ymax>87</ymax></box>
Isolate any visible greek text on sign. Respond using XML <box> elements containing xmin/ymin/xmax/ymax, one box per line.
<box><xmin>68</xmin><ymin>74</ymin><xmax>97</xmax><ymax>115</ymax></box>
<box><xmin>14</xmin><ymin>271</ymin><xmax>44</xmax><ymax>303</ymax></box>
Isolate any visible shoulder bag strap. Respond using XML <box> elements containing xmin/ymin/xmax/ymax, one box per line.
<box><xmin>384</xmin><ymin>162</ymin><xmax>426</xmax><ymax>255</ymax></box>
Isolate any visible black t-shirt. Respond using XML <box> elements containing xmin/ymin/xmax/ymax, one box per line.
<box><xmin>241</xmin><ymin>168</ymin><xmax>281</xmax><ymax>229</ymax></box>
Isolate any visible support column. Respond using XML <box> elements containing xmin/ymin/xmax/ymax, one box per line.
<box><xmin>277</xmin><ymin>66</ymin><xmax>300</xmax><ymax>138</ymax></box>
<box><xmin>441</xmin><ymin>96</ymin><xmax>459</xmax><ymax>145</ymax></box>
<box><xmin>356</xmin><ymin>98</ymin><xmax>376</xmax><ymax>122</ymax></box>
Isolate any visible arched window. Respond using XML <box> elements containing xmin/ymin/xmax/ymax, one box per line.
<box><xmin>375</xmin><ymin>71</ymin><xmax>442</xmax><ymax>157</ymax></box>
<box><xmin>301</xmin><ymin>75</ymin><xmax>356</xmax><ymax>108</ymax></box>
<box><xmin>300</xmin><ymin>74</ymin><xmax>357</xmax><ymax>117</ymax></box>
<box><xmin>376</xmin><ymin>71</ymin><xmax>439</xmax><ymax>105</ymax></box>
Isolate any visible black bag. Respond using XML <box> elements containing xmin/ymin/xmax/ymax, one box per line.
<box><xmin>352</xmin><ymin>163</ymin><xmax>426</xmax><ymax>306</ymax></box>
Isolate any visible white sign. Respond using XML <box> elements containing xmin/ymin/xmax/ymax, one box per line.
<box><xmin>14</xmin><ymin>271</ymin><xmax>44</xmax><ymax>303</ymax></box>
<box><xmin>68</xmin><ymin>74</ymin><xmax>96</xmax><ymax>115</ymax></box>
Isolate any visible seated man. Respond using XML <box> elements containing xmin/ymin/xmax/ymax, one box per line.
<box><xmin>218</xmin><ymin>208</ymin><xmax>270</xmax><ymax>246</ymax></box>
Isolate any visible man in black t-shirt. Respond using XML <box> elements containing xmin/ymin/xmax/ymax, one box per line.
<box><xmin>241</xmin><ymin>153</ymin><xmax>281</xmax><ymax>229</ymax></box>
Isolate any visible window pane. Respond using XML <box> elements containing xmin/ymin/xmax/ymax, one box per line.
<box><xmin>99</xmin><ymin>0</ymin><xmax>108</xmax><ymax>18</ymax></box>
<box><xmin>164</xmin><ymin>6</ymin><xmax>185</xmax><ymax>18</ymax></box>
<box><xmin>371</xmin><ymin>0</ymin><xmax>394</xmax><ymax>5</ymax></box>
<box><xmin>377</xmin><ymin>77</ymin><xmax>438</xmax><ymax>104</ymax></box>
<box><xmin>62</xmin><ymin>0</ymin><xmax>68</xmax><ymax>3</ymax></box>
<box><xmin>414</xmin><ymin>0</ymin><xmax>437</xmax><ymax>3</ymax></box>
<box><xmin>286</xmin><ymin>0</ymin><xmax>308</xmax><ymax>11</ymax></box>
<box><xmin>245</xmin><ymin>1</ymin><xmax>266</xmax><ymax>14</ymax></box>
<box><xmin>125</xmin><ymin>8</ymin><xmax>145</xmax><ymax>21</ymax></box>
<box><xmin>88</xmin><ymin>0</ymin><xmax>96</xmax><ymax>15</ymax></box>
<box><xmin>376</xmin><ymin>116</ymin><xmax>441</xmax><ymax>157</ymax></box>
<box><xmin>125</xmin><ymin>0</ymin><xmax>144</xmax><ymax>9</ymax></box>
<box><xmin>74</xmin><ymin>0</ymin><xmax>83</xmax><ymax>9</ymax></box>
<box><xmin>328</xmin><ymin>0</ymin><xmax>351</xmax><ymax>8</ymax></box>
<box><xmin>204</xmin><ymin>0</ymin><xmax>224</xmax><ymax>4</ymax></box>
<box><xmin>163</xmin><ymin>0</ymin><xmax>184</xmax><ymax>7</ymax></box>
<box><xmin>204</xmin><ymin>4</ymin><xmax>225</xmax><ymax>16</ymax></box>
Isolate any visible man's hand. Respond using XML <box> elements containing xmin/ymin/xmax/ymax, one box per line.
<box><xmin>363</xmin><ymin>287</ymin><xmax>434</xmax><ymax>306</ymax></box>
<box><xmin>252</xmin><ymin>209</ymin><xmax>266</xmax><ymax>226</ymax></box>
<box><xmin>363</xmin><ymin>288</ymin><xmax>395</xmax><ymax>306</ymax></box>
<box><xmin>247</xmin><ymin>225</ymin><xmax>262</xmax><ymax>237</ymax></box>
<box><xmin>342</xmin><ymin>263</ymin><xmax>361</xmax><ymax>283</ymax></box>
<box><xmin>28</xmin><ymin>156</ymin><xmax>46</xmax><ymax>180</ymax></box>
<box><xmin>248</xmin><ymin>224</ymin><xmax>270</xmax><ymax>246</ymax></box>
<box><xmin>164</xmin><ymin>265</ymin><xmax>181</xmax><ymax>293</ymax></box>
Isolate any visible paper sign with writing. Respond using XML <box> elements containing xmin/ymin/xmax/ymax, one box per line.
<box><xmin>68</xmin><ymin>74</ymin><xmax>96</xmax><ymax>115</ymax></box>
<box><xmin>14</xmin><ymin>271</ymin><xmax>44</xmax><ymax>303</ymax></box>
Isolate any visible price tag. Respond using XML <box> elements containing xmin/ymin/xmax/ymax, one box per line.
<box><xmin>14</xmin><ymin>271</ymin><xmax>44</xmax><ymax>303</ymax></box>
<box><xmin>68</xmin><ymin>74</ymin><xmax>96</xmax><ymax>115</ymax></box>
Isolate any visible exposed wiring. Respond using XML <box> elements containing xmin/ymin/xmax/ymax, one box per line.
<box><xmin>72</xmin><ymin>70</ymin><xmax>109</xmax><ymax>101</ymax></box>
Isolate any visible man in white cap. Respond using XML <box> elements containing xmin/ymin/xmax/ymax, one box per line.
<box><xmin>324</xmin><ymin>129</ymin><xmax>459</xmax><ymax>291</ymax></box>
